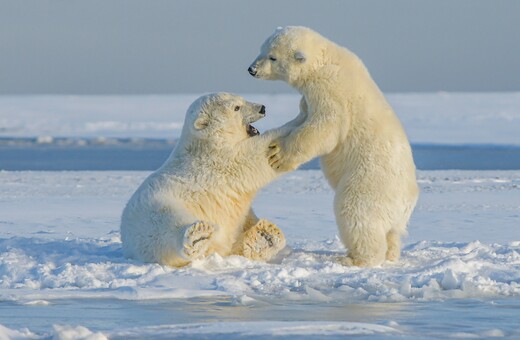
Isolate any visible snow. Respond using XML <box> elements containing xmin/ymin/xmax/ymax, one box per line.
<box><xmin>0</xmin><ymin>321</ymin><xmax>398</xmax><ymax>339</ymax></box>
<box><xmin>388</xmin><ymin>92</ymin><xmax>520</xmax><ymax>145</ymax></box>
<box><xmin>0</xmin><ymin>93</ymin><xmax>519</xmax><ymax>338</ymax></box>
<box><xmin>1</xmin><ymin>170</ymin><xmax>519</xmax><ymax>338</ymax></box>
<box><xmin>1</xmin><ymin>92</ymin><xmax>520</xmax><ymax>145</ymax></box>
<box><xmin>52</xmin><ymin>325</ymin><xmax>107</xmax><ymax>340</ymax></box>
<box><xmin>1</xmin><ymin>170</ymin><xmax>519</xmax><ymax>303</ymax></box>
<box><xmin>0</xmin><ymin>95</ymin><xmax>190</xmax><ymax>140</ymax></box>
<box><xmin>108</xmin><ymin>321</ymin><xmax>399</xmax><ymax>338</ymax></box>
<box><xmin>0</xmin><ymin>324</ymin><xmax>39</xmax><ymax>340</ymax></box>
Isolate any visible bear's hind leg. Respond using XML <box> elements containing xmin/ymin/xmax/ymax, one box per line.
<box><xmin>182</xmin><ymin>221</ymin><xmax>214</xmax><ymax>259</ymax></box>
<box><xmin>385</xmin><ymin>230</ymin><xmax>401</xmax><ymax>262</ymax></box>
<box><xmin>340</xmin><ymin>225</ymin><xmax>387</xmax><ymax>267</ymax></box>
<box><xmin>241</xmin><ymin>219</ymin><xmax>286</xmax><ymax>261</ymax></box>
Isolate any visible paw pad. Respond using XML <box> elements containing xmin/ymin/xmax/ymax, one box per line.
<box><xmin>242</xmin><ymin>219</ymin><xmax>285</xmax><ymax>261</ymax></box>
<box><xmin>182</xmin><ymin>221</ymin><xmax>214</xmax><ymax>259</ymax></box>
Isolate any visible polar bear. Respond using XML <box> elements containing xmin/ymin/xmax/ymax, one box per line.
<box><xmin>248</xmin><ymin>26</ymin><xmax>419</xmax><ymax>267</ymax></box>
<box><xmin>120</xmin><ymin>93</ymin><xmax>286</xmax><ymax>267</ymax></box>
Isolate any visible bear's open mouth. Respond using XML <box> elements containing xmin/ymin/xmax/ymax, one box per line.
<box><xmin>247</xmin><ymin>124</ymin><xmax>260</xmax><ymax>137</ymax></box>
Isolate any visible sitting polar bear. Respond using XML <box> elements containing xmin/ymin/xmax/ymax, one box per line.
<box><xmin>121</xmin><ymin>93</ymin><xmax>286</xmax><ymax>267</ymax></box>
<box><xmin>248</xmin><ymin>26</ymin><xmax>419</xmax><ymax>267</ymax></box>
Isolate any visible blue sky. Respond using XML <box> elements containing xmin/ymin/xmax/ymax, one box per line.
<box><xmin>0</xmin><ymin>0</ymin><xmax>519</xmax><ymax>94</ymax></box>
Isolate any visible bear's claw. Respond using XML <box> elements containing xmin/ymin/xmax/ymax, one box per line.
<box><xmin>268</xmin><ymin>143</ymin><xmax>283</xmax><ymax>169</ymax></box>
<box><xmin>267</xmin><ymin>141</ymin><xmax>297</xmax><ymax>171</ymax></box>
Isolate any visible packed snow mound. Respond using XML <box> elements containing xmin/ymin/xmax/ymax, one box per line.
<box><xmin>0</xmin><ymin>323</ymin><xmax>40</xmax><ymax>340</ymax></box>
<box><xmin>1</xmin><ymin>235</ymin><xmax>519</xmax><ymax>303</ymax></box>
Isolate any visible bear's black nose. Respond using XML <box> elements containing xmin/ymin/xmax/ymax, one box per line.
<box><xmin>248</xmin><ymin>67</ymin><xmax>257</xmax><ymax>76</ymax></box>
<box><xmin>259</xmin><ymin>105</ymin><xmax>266</xmax><ymax>115</ymax></box>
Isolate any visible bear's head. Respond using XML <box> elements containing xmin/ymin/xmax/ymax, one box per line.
<box><xmin>248</xmin><ymin>26</ymin><xmax>327</xmax><ymax>87</ymax></box>
<box><xmin>182</xmin><ymin>93</ymin><xmax>266</xmax><ymax>145</ymax></box>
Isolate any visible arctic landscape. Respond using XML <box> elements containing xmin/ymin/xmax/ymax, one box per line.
<box><xmin>0</xmin><ymin>93</ymin><xmax>519</xmax><ymax>339</ymax></box>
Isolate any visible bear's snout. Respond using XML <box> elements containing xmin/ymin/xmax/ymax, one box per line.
<box><xmin>259</xmin><ymin>105</ymin><xmax>266</xmax><ymax>115</ymax></box>
<box><xmin>248</xmin><ymin>66</ymin><xmax>257</xmax><ymax>76</ymax></box>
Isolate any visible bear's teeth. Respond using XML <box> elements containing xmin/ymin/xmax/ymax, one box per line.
<box><xmin>247</xmin><ymin>124</ymin><xmax>260</xmax><ymax>137</ymax></box>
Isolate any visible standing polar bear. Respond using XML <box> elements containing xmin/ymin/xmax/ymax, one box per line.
<box><xmin>121</xmin><ymin>93</ymin><xmax>286</xmax><ymax>267</ymax></box>
<box><xmin>248</xmin><ymin>26</ymin><xmax>419</xmax><ymax>267</ymax></box>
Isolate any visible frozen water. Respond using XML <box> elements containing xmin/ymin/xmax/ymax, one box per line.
<box><xmin>0</xmin><ymin>93</ymin><xmax>519</xmax><ymax>338</ymax></box>
<box><xmin>1</xmin><ymin>93</ymin><xmax>519</xmax><ymax>145</ymax></box>
<box><xmin>0</xmin><ymin>170</ymin><xmax>519</xmax><ymax>338</ymax></box>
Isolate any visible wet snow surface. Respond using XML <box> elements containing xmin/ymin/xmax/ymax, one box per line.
<box><xmin>1</xmin><ymin>170</ymin><xmax>519</xmax><ymax>338</ymax></box>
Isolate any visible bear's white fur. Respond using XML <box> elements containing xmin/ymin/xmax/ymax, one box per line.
<box><xmin>120</xmin><ymin>93</ymin><xmax>286</xmax><ymax>267</ymax></box>
<box><xmin>249</xmin><ymin>26</ymin><xmax>419</xmax><ymax>267</ymax></box>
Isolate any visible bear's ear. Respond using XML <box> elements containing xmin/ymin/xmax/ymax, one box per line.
<box><xmin>193</xmin><ymin>113</ymin><xmax>209</xmax><ymax>130</ymax></box>
<box><xmin>294</xmin><ymin>51</ymin><xmax>306</xmax><ymax>63</ymax></box>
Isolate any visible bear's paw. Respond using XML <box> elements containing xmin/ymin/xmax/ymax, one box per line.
<box><xmin>182</xmin><ymin>221</ymin><xmax>214</xmax><ymax>259</ymax></box>
<box><xmin>243</xmin><ymin>219</ymin><xmax>286</xmax><ymax>261</ymax></box>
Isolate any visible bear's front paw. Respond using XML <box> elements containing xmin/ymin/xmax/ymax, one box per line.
<box><xmin>267</xmin><ymin>141</ymin><xmax>281</xmax><ymax>165</ymax></box>
<box><xmin>242</xmin><ymin>219</ymin><xmax>286</xmax><ymax>261</ymax></box>
<box><xmin>267</xmin><ymin>141</ymin><xmax>297</xmax><ymax>172</ymax></box>
<box><xmin>182</xmin><ymin>221</ymin><xmax>214</xmax><ymax>260</ymax></box>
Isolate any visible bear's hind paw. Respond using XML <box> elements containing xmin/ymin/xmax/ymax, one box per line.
<box><xmin>339</xmin><ymin>255</ymin><xmax>384</xmax><ymax>267</ymax></box>
<box><xmin>243</xmin><ymin>219</ymin><xmax>286</xmax><ymax>261</ymax></box>
<box><xmin>182</xmin><ymin>221</ymin><xmax>214</xmax><ymax>259</ymax></box>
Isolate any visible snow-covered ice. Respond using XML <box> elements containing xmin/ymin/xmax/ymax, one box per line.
<box><xmin>1</xmin><ymin>93</ymin><xmax>520</xmax><ymax>145</ymax></box>
<box><xmin>0</xmin><ymin>93</ymin><xmax>519</xmax><ymax>338</ymax></box>
<box><xmin>1</xmin><ymin>170</ymin><xmax>519</xmax><ymax>303</ymax></box>
<box><xmin>0</xmin><ymin>170</ymin><xmax>519</xmax><ymax>338</ymax></box>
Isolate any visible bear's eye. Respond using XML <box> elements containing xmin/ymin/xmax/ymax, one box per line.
<box><xmin>269</xmin><ymin>56</ymin><xmax>277</xmax><ymax>61</ymax></box>
<box><xmin>234</xmin><ymin>105</ymin><xmax>240</xmax><ymax>111</ymax></box>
